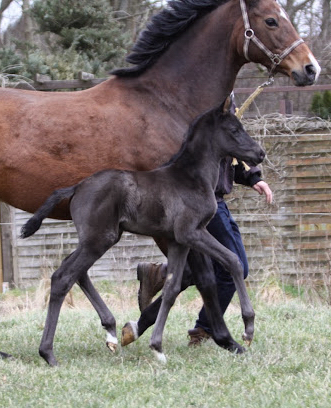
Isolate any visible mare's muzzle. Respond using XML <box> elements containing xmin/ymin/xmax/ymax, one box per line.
<box><xmin>292</xmin><ymin>64</ymin><xmax>318</xmax><ymax>86</ymax></box>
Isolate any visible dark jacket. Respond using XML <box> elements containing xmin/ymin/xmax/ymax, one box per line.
<box><xmin>215</xmin><ymin>157</ymin><xmax>262</xmax><ymax>202</ymax></box>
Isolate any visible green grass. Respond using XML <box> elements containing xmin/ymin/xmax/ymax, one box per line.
<box><xmin>1</xmin><ymin>282</ymin><xmax>331</xmax><ymax>408</ymax></box>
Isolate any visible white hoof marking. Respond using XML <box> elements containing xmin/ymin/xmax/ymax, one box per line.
<box><xmin>152</xmin><ymin>349</ymin><xmax>167</xmax><ymax>364</ymax></box>
<box><xmin>106</xmin><ymin>332</ymin><xmax>118</xmax><ymax>345</ymax></box>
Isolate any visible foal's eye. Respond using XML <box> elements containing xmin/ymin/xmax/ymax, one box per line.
<box><xmin>265</xmin><ymin>18</ymin><xmax>278</xmax><ymax>27</ymax></box>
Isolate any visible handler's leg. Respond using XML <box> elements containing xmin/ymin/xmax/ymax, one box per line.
<box><xmin>137</xmin><ymin>263</ymin><xmax>167</xmax><ymax>311</ymax></box>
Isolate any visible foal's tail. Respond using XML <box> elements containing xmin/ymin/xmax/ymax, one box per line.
<box><xmin>21</xmin><ymin>185</ymin><xmax>77</xmax><ymax>238</ymax></box>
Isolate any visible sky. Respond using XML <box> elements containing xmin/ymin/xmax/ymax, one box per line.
<box><xmin>1</xmin><ymin>1</ymin><xmax>22</xmax><ymax>32</ymax></box>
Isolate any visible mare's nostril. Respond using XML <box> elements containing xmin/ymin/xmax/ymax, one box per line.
<box><xmin>260</xmin><ymin>150</ymin><xmax>266</xmax><ymax>161</ymax></box>
<box><xmin>305</xmin><ymin>64</ymin><xmax>316</xmax><ymax>80</ymax></box>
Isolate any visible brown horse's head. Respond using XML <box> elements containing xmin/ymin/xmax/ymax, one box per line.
<box><xmin>235</xmin><ymin>0</ymin><xmax>320</xmax><ymax>86</ymax></box>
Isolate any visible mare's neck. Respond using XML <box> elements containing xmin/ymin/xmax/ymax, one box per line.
<box><xmin>140</xmin><ymin>1</ymin><xmax>243</xmax><ymax>123</ymax></box>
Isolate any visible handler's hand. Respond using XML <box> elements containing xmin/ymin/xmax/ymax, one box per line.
<box><xmin>252</xmin><ymin>181</ymin><xmax>273</xmax><ymax>204</ymax></box>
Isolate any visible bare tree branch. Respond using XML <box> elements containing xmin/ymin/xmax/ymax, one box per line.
<box><xmin>0</xmin><ymin>0</ymin><xmax>15</xmax><ymax>14</ymax></box>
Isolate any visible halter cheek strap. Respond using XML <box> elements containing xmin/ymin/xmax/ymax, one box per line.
<box><xmin>240</xmin><ymin>0</ymin><xmax>304</xmax><ymax>75</ymax></box>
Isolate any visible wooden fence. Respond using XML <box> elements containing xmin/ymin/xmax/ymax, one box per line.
<box><xmin>0</xmin><ymin>76</ymin><xmax>331</xmax><ymax>291</ymax></box>
<box><xmin>228</xmin><ymin>117</ymin><xmax>331</xmax><ymax>290</ymax></box>
<box><xmin>6</xmin><ymin>209</ymin><xmax>165</xmax><ymax>288</ymax></box>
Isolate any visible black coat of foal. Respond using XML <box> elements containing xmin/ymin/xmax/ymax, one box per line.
<box><xmin>22</xmin><ymin>97</ymin><xmax>265</xmax><ymax>365</ymax></box>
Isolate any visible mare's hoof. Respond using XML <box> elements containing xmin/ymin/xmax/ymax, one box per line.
<box><xmin>121</xmin><ymin>321</ymin><xmax>138</xmax><ymax>347</ymax></box>
<box><xmin>106</xmin><ymin>342</ymin><xmax>117</xmax><ymax>353</ymax></box>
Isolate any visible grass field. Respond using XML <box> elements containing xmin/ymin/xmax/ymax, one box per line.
<box><xmin>1</xmin><ymin>281</ymin><xmax>331</xmax><ymax>408</ymax></box>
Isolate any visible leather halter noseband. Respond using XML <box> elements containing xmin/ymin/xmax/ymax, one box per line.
<box><xmin>240</xmin><ymin>0</ymin><xmax>304</xmax><ymax>75</ymax></box>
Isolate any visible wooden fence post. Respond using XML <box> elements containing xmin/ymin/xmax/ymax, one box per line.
<box><xmin>279</xmin><ymin>99</ymin><xmax>293</xmax><ymax>115</ymax></box>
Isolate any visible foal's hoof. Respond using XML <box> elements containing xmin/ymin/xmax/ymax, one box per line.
<box><xmin>39</xmin><ymin>349</ymin><xmax>58</xmax><ymax>367</ymax></box>
<box><xmin>121</xmin><ymin>321</ymin><xmax>138</xmax><ymax>347</ymax></box>
<box><xmin>226</xmin><ymin>342</ymin><xmax>246</xmax><ymax>354</ymax></box>
<box><xmin>0</xmin><ymin>351</ymin><xmax>12</xmax><ymax>359</ymax></box>
<box><xmin>106</xmin><ymin>332</ymin><xmax>118</xmax><ymax>353</ymax></box>
<box><xmin>242</xmin><ymin>332</ymin><xmax>253</xmax><ymax>347</ymax></box>
<box><xmin>150</xmin><ymin>347</ymin><xmax>167</xmax><ymax>364</ymax></box>
<box><xmin>106</xmin><ymin>342</ymin><xmax>117</xmax><ymax>353</ymax></box>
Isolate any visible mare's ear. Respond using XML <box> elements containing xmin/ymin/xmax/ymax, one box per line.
<box><xmin>220</xmin><ymin>95</ymin><xmax>234</xmax><ymax>114</ymax></box>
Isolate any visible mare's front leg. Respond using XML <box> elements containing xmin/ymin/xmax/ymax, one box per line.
<box><xmin>186</xmin><ymin>251</ymin><xmax>245</xmax><ymax>353</ymax></box>
<box><xmin>183</xmin><ymin>229</ymin><xmax>255</xmax><ymax>345</ymax></box>
<box><xmin>77</xmin><ymin>274</ymin><xmax>117</xmax><ymax>352</ymax></box>
<box><xmin>149</xmin><ymin>242</ymin><xmax>189</xmax><ymax>363</ymax></box>
<box><xmin>39</xmin><ymin>243</ymin><xmax>110</xmax><ymax>366</ymax></box>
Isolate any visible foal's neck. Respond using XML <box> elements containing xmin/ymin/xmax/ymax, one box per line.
<box><xmin>170</xmin><ymin>123</ymin><xmax>223</xmax><ymax>191</ymax></box>
<box><xmin>140</xmin><ymin>2</ymin><xmax>243</xmax><ymax>123</ymax></box>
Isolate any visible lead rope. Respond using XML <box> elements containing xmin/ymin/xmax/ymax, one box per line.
<box><xmin>231</xmin><ymin>77</ymin><xmax>274</xmax><ymax>170</ymax></box>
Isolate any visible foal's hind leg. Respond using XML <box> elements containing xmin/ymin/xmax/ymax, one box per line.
<box><xmin>39</xmin><ymin>244</ymin><xmax>111</xmax><ymax>366</ymax></box>
<box><xmin>77</xmin><ymin>274</ymin><xmax>117</xmax><ymax>352</ymax></box>
<box><xmin>0</xmin><ymin>351</ymin><xmax>12</xmax><ymax>359</ymax></box>
<box><xmin>149</xmin><ymin>242</ymin><xmax>189</xmax><ymax>363</ymax></box>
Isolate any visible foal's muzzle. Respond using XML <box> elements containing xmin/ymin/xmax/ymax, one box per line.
<box><xmin>250</xmin><ymin>148</ymin><xmax>265</xmax><ymax>166</ymax></box>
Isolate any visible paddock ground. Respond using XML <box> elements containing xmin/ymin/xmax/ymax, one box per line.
<box><xmin>1</xmin><ymin>280</ymin><xmax>331</xmax><ymax>408</ymax></box>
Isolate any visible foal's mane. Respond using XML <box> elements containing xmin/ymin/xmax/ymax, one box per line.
<box><xmin>112</xmin><ymin>0</ymin><xmax>228</xmax><ymax>77</ymax></box>
<box><xmin>162</xmin><ymin>105</ymin><xmax>221</xmax><ymax>168</ymax></box>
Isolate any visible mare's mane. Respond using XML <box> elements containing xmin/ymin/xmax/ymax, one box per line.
<box><xmin>112</xmin><ymin>0</ymin><xmax>228</xmax><ymax>77</ymax></box>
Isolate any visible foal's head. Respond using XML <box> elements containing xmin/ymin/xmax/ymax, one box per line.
<box><xmin>206</xmin><ymin>97</ymin><xmax>265</xmax><ymax>165</ymax></box>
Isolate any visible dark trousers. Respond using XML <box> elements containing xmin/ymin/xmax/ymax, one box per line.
<box><xmin>195</xmin><ymin>200</ymin><xmax>249</xmax><ymax>333</ymax></box>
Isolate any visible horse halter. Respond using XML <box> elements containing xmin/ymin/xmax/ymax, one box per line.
<box><xmin>240</xmin><ymin>0</ymin><xmax>304</xmax><ymax>76</ymax></box>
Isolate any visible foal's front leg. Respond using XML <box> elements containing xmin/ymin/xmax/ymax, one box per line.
<box><xmin>149</xmin><ymin>242</ymin><xmax>189</xmax><ymax>363</ymax></box>
<box><xmin>186</xmin><ymin>251</ymin><xmax>245</xmax><ymax>353</ymax></box>
<box><xmin>183</xmin><ymin>229</ymin><xmax>255</xmax><ymax>345</ymax></box>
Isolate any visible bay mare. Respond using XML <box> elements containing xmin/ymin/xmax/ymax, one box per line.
<box><xmin>21</xmin><ymin>98</ymin><xmax>265</xmax><ymax>365</ymax></box>
<box><xmin>0</xmin><ymin>0</ymin><xmax>320</xmax><ymax>359</ymax></box>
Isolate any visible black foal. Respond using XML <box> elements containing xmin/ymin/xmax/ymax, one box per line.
<box><xmin>22</xmin><ymin>97</ymin><xmax>265</xmax><ymax>365</ymax></box>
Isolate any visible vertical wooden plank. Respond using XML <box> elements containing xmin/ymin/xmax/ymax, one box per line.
<box><xmin>0</xmin><ymin>203</ymin><xmax>14</xmax><ymax>287</ymax></box>
<box><xmin>279</xmin><ymin>99</ymin><xmax>293</xmax><ymax>115</ymax></box>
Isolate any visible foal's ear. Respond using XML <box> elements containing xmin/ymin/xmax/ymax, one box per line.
<box><xmin>220</xmin><ymin>95</ymin><xmax>235</xmax><ymax>114</ymax></box>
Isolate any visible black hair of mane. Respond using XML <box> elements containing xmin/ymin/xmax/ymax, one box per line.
<box><xmin>112</xmin><ymin>0</ymin><xmax>227</xmax><ymax>77</ymax></box>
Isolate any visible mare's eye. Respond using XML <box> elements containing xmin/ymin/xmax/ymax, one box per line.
<box><xmin>265</xmin><ymin>18</ymin><xmax>278</xmax><ymax>27</ymax></box>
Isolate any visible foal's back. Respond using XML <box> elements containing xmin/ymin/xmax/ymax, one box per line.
<box><xmin>70</xmin><ymin>158</ymin><xmax>213</xmax><ymax>242</ymax></box>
